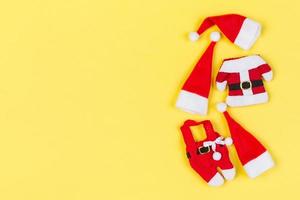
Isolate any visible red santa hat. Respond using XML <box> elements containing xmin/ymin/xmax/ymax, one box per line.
<box><xmin>176</xmin><ymin>31</ymin><xmax>221</xmax><ymax>115</ymax></box>
<box><xmin>189</xmin><ymin>14</ymin><xmax>261</xmax><ymax>50</ymax></box>
<box><xmin>217</xmin><ymin>103</ymin><xmax>275</xmax><ymax>178</ymax></box>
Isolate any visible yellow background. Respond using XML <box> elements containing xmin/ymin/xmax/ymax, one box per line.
<box><xmin>0</xmin><ymin>0</ymin><xmax>298</xmax><ymax>199</ymax></box>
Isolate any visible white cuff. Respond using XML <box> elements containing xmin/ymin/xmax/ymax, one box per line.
<box><xmin>208</xmin><ymin>172</ymin><xmax>224</xmax><ymax>186</ymax></box>
<box><xmin>221</xmin><ymin>168</ymin><xmax>236</xmax><ymax>181</ymax></box>
<box><xmin>262</xmin><ymin>71</ymin><xmax>273</xmax><ymax>82</ymax></box>
<box><xmin>216</xmin><ymin>81</ymin><xmax>227</xmax><ymax>91</ymax></box>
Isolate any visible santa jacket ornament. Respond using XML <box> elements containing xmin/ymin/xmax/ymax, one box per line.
<box><xmin>216</xmin><ymin>55</ymin><xmax>273</xmax><ymax>107</ymax></box>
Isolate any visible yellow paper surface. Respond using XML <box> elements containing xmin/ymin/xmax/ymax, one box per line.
<box><xmin>0</xmin><ymin>0</ymin><xmax>298</xmax><ymax>199</ymax></box>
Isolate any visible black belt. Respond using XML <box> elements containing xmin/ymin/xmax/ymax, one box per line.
<box><xmin>186</xmin><ymin>146</ymin><xmax>212</xmax><ymax>159</ymax></box>
<box><xmin>229</xmin><ymin>80</ymin><xmax>263</xmax><ymax>91</ymax></box>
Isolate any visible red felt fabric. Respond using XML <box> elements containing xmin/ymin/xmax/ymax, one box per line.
<box><xmin>180</xmin><ymin>120</ymin><xmax>234</xmax><ymax>183</ymax></box>
<box><xmin>197</xmin><ymin>14</ymin><xmax>246</xmax><ymax>42</ymax></box>
<box><xmin>181</xmin><ymin>42</ymin><xmax>216</xmax><ymax>98</ymax></box>
<box><xmin>223</xmin><ymin>111</ymin><xmax>267</xmax><ymax>165</ymax></box>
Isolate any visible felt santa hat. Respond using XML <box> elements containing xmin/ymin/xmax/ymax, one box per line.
<box><xmin>217</xmin><ymin>103</ymin><xmax>275</xmax><ymax>178</ymax></box>
<box><xmin>176</xmin><ymin>31</ymin><xmax>221</xmax><ymax>115</ymax></box>
<box><xmin>189</xmin><ymin>14</ymin><xmax>261</xmax><ymax>50</ymax></box>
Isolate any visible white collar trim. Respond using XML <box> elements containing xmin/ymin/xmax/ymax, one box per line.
<box><xmin>219</xmin><ymin>55</ymin><xmax>266</xmax><ymax>73</ymax></box>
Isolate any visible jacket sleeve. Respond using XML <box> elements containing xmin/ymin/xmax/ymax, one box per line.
<box><xmin>258</xmin><ymin>56</ymin><xmax>273</xmax><ymax>81</ymax></box>
<box><xmin>216</xmin><ymin>62</ymin><xmax>229</xmax><ymax>91</ymax></box>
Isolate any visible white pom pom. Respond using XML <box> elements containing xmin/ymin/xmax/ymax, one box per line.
<box><xmin>224</xmin><ymin>137</ymin><xmax>233</xmax><ymax>146</ymax></box>
<box><xmin>216</xmin><ymin>102</ymin><xmax>227</xmax><ymax>112</ymax></box>
<box><xmin>213</xmin><ymin>152</ymin><xmax>222</xmax><ymax>161</ymax></box>
<box><xmin>210</xmin><ymin>31</ymin><xmax>221</xmax><ymax>42</ymax></box>
<box><xmin>189</xmin><ymin>32</ymin><xmax>200</xmax><ymax>42</ymax></box>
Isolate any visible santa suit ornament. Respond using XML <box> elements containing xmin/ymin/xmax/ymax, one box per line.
<box><xmin>216</xmin><ymin>55</ymin><xmax>273</xmax><ymax>107</ymax></box>
<box><xmin>189</xmin><ymin>14</ymin><xmax>261</xmax><ymax>50</ymax></box>
<box><xmin>217</xmin><ymin>103</ymin><xmax>275</xmax><ymax>178</ymax></box>
<box><xmin>176</xmin><ymin>31</ymin><xmax>221</xmax><ymax>115</ymax></box>
<box><xmin>180</xmin><ymin>119</ymin><xmax>235</xmax><ymax>186</ymax></box>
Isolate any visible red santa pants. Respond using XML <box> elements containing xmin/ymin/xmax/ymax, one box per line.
<box><xmin>180</xmin><ymin>120</ymin><xmax>235</xmax><ymax>186</ymax></box>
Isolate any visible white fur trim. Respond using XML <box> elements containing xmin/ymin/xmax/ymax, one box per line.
<box><xmin>220</xmin><ymin>55</ymin><xmax>266</xmax><ymax>73</ymax></box>
<box><xmin>175</xmin><ymin>90</ymin><xmax>208</xmax><ymax>115</ymax></box>
<box><xmin>239</xmin><ymin>71</ymin><xmax>253</xmax><ymax>96</ymax></box>
<box><xmin>240</xmin><ymin>71</ymin><xmax>253</xmax><ymax>96</ymax></box>
<box><xmin>208</xmin><ymin>172</ymin><xmax>224</xmax><ymax>186</ymax></box>
<box><xmin>216</xmin><ymin>81</ymin><xmax>227</xmax><ymax>91</ymax></box>
<box><xmin>234</xmin><ymin>18</ymin><xmax>261</xmax><ymax>50</ymax></box>
<box><xmin>262</xmin><ymin>71</ymin><xmax>273</xmax><ymax>82</ymax></box>
<box><xmin>224</xmin><ymin>137</ymin><xmax>233</xmax><ymax>146</ymax></box>
<box><xmin>221</xmin><ymin>168</ymin><xmax>236</xmax><ymax>181</ymax></box>
<box><xmin>243</xmin><ymin>151</ymin><xmax>275</xmax><ymax>178</ymax></box>
<box><xmin>216</xmin><ymin>102</ymin><xmax>227</xmax><ymax>112</ymax></box>
<box><xmin>226</xmin><ymin>92</ymin><xmax>269</xmax><ymax>107</ymax></box>
<box><xmin>189</xmin><ymin>32</ymin><xmax>200</xmax><ymax>42</ymax></box>
<box><xmin>210</xmin><ymin>31</ymin><xmax>221</xmax><ymax>42</ymax></box>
